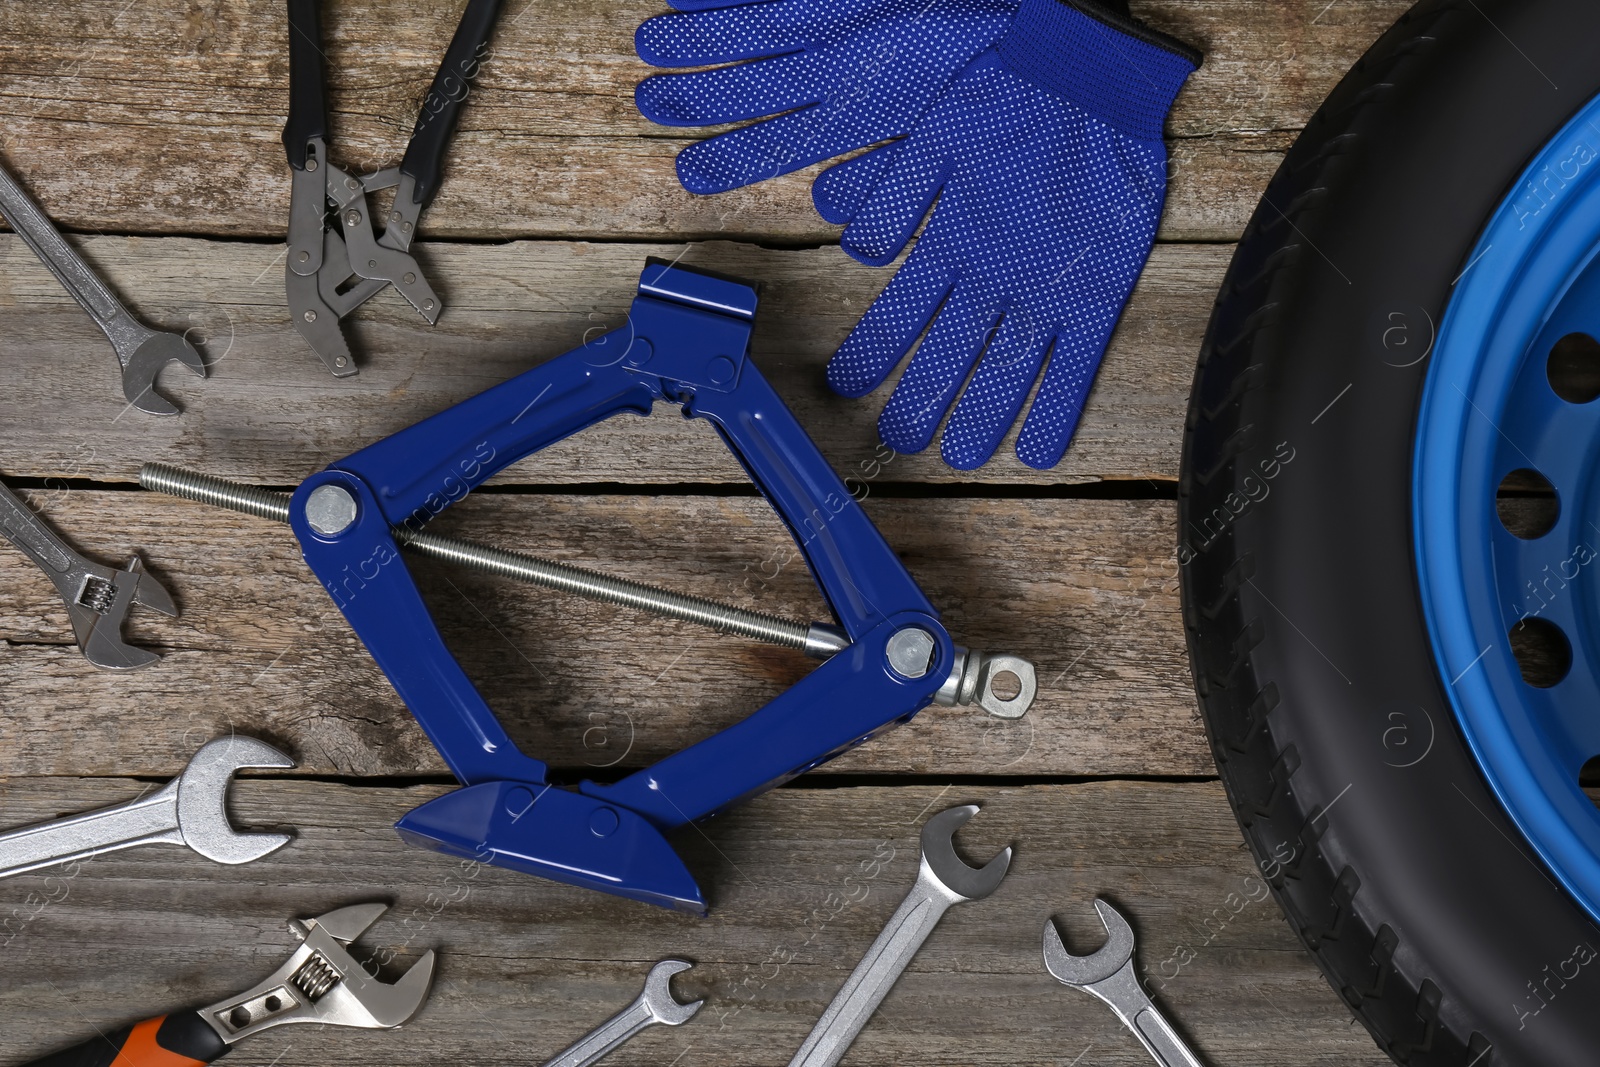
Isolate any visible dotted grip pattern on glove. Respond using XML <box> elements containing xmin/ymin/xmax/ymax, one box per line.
<box><xmin>634</xmin><ymin>0</ymin><xmax>1018</xmax><ymax>195</ymax></box>
<box><xmin>819</xmin><ymin>0</ymin><xmax>1199</xmax><ymax>469</ymax></box>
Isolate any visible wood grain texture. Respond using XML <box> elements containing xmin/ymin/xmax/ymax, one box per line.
<box><xmin>0</xmin><ymin>489</ymin><xmax>1203</xmax><ymax>778</ymax></box>
<box><xmin>0</xmin><ymin>0</ymin><xmax>1407</xmax><ymax>244</ymax></box>
<box><xmin>0</xmin><ymin>0</ymin><xmax>1398</xmax><ymax>1058</ymax></box>
<box><xmin>0</xmin><ymin>234</ymin><xmax>1228</xmax><ymax>486</ymax></box>
<box><xmin>0</xmin><ymin>780</ymin><xmax>1386</xmax><ymax>1067</ymax></box>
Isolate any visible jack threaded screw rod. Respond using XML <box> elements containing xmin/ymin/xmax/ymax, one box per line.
<box><xmin>140</xmin><ymin>462</ymin><xmax>846</xmax><ymax>657</ymax></box>
<box><xmin>140</xmin><ymin>463</ymin><xmax>1036</xmax><ymax>717</ymax></box>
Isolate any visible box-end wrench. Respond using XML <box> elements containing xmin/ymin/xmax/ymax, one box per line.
<box><xmin>1043</xmin><ymin>898</ymin><xmax>1205</xmax><ymax>1067</ymax></box>
<box><xmin>0</xmin><ymin>736</ymin><xmax>295</xmax><ymax>879</ymax></box>
<box><xmin>789</xmin><ymin>804</ymin><xmax>1011</xmax><ymax>1067</ymax></box>
<box><xmin>0</xmin><ymin>155</ymin><xmax>205</xmax><ymax>415</ymax></box>
<box><xmin>0</xmin><ymin>477</ymin><xmax>176</xmax><ymax>669</ymax></box>
<box><xmin>539</xmin><ymin>960</ymin><xmax>702</xmax><ymax>1067</ymax></box>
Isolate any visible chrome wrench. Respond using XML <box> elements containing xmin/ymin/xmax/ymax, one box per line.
<box><xmin>0</xmin><ymin>476</ymin><xmax>176</xmax><ymax>669</ymax></box>
<box><xmin>0</xmin><ymin>736</ymin><xmax>295</xmax><ymax>878</ymax></box>
<box><xmin>1043</xmin><ymin>898</ymin><xmax>1204</xmax><ymax>1067</ymax></box>
<box><xmin>789</xmin><ymin>804</ymin><xmax>1011</xmax><ymax>1067</ymax></box>
<box><xmin>539</xmin><ymin>960</ymin><xmax>702</xmax><ymax>1067</ymax></box>
<box><xmin>19</xmin><ymin>903</ymin><xmax>434</xmax><ymax>1066</ymax></box>
<box><xmin>0</xmin><ymin>155</ymin><xmax>205</xmax><ymax>415</ymax></box>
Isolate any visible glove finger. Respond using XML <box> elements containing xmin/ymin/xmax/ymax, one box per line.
<box><xmin>813</xmin><ymin>143</ymin><xmax>900</xmax><ymax>225</ymax></box>
<box><xmin>665</xmin><ymin>0</ymin><xmax>769</xmax><ymax>12</ymax></box>
<box><xmin>939</xmin><ymin>311</ymin><xmax>1053</xmax><ymax>470</ymax></box>
<box><xmin>1014</xmin><ymin>320</ymin><xmax>1116</xmax><ymax>470</ymax></box>
<box><xmin>637</xmin><ymin>52</ymin><xmax>825</xmax><ymax>126</ymax></box>
<box><xmin>675</xmin><ymin>103</ymin><xmax>888</xmax><ymax>193</ymax></box>
<box><xmin>877</xmin><ymin>282</ymin><xmax>1001</xmax><ymax>454</ymax></box>
<box><xmin>635</xmin><ymin>1</ymin><xmax>805</xmax><ymax>67</ymax></box>
<box><xmin>827</xmin><ymin>247</ymin><xmax>951</xmax><ymax>397</ymax></box>
<box><xmin>839</xmin><ymin>138</ymin><xmax>947</xmax><ymax>266</ymax></box>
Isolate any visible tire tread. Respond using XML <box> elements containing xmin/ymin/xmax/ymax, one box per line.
<box><xmin>1177</xmin><ymin>2</ymin><xmax>1496</xmax><ymax>1062</ymax></box>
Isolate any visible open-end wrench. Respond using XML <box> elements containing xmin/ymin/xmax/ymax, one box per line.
<box><xmin>0</xmin><ymin>477</ymin><xmax>177</xmax><ymax>669</ymax></box>
<box><xmin>0</xmin><ymin>736</ymin><xmax>295</xmax><ymax>879</ymax></box>
<box><xmin>0</xmin><ymin>154</ymin><xmax>205</xmax><ymax>415</ymax></box>
<box><xmin>539</xmin><ymin>959</ymin><xmax>702</xmax><ymax>1067</ymax></box>
<box><xmin>1043</xmin><ymin>898</ymin><xmax>1204</xmax><ymax>1067</ymax></box>
<box><xmin>20</xmin><ymin>902</ymin><xmax>435</xmax><ymax>1065</ymax></box>
<box><xmin>789</xmin><ymin>804</ymin><xmax>1011</xmax><ymax>1067</ymax></box>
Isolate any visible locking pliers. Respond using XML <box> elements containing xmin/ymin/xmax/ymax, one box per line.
<box><xmin>285</xmin><ymin>260</ymin><xmax>1035</xmax><ymax>913</ymax></box>
<box><xmin>283</xmin><ymin>0</ymin><xmax>500</xmax><ymax>376</ymax></box>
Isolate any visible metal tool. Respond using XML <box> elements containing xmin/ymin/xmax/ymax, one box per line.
<box><xmin>789</xmin><ymin>804</ymin><xmax>1011</xmax><ymax>1067</ymax></box>
<box><xmin>140</xmin><ymin>462</ymin><xmax>1034</xmax><ymax>716</ymax></box>
<box><xmin>283</xmin><ymin>0</ymin><xmax>501</xmax><ymax>376</ymax></box>
<box><xmin>1044</xmin><ymin>899</ymin><xmax>1205</xmax><ymax>1067</ymax></box>
<box><xmin>539</xmin><ymin>959</ymin><xmax>702</xmax><ymax>1067</ymax></box>
<box><xmin>0</xmin><ymin>475</ymin><xmax>177</xmax><ymax>669</ymax></box>
<box><xmin>141</xmin><ymin>260</ymin><xmax>1038</xmax><ymax>914</ymax></box>
<box><xmin>0</xmin><ymin>154</ymin><xmax>205</xmax><ymax>415</ymax></box>
<box><xmin>0</xmin><ymin>736</ymin><xmax>294</xmax><ymax>879</ymax></box>
<box><xmin>18</xmin><ymin>902</ymin><xmax>434</xmax><ymax>1066</ymax></box>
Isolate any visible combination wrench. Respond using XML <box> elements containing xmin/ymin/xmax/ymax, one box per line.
<box><xmin>789</xmin><ymin>804</ymin><xmax>1011</xmax><ymax>1067</ymax></box>
<box><xmin>0</xmin><ymin>154</ymin><xmax>205</xmax><ymax>414</ymax></box>
<box><xmin>538</xmin><ymin>959</ymin><xmax>702</xmax><ymax>1067</ymax></box>
<box><xmin>0</xmin><ymin>736</ymin><xmax>295</xmax><ymax>879</ymax></box>
<box><xmin>0</xmin><ymin>476</ymin><xmax>176</xmax><ymax>669</ymax></box>
<box><xmin>1044</xmin><ymin>898</ymin><xmax>1205</xmax><ymax>1067</ymax></box>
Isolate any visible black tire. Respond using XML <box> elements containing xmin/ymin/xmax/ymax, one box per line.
<box><xmin>1179</xmin><ymin>2</ymin><xmax>1600</xmax><ymax>1064</ymax></box>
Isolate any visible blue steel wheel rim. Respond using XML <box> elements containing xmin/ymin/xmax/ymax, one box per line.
<box><xmin>1417</xmin><ymin>93</ymin><xmax>1600</xmax><ymax>923</ymax></box>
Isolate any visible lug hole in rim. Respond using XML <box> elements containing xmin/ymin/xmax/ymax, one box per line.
<box><xmin>1496</xmin><ymin>468</ymin><xmax>1560</xmax><ymax>539</ymax></box>
<box><xmin>1548</xmin><ymin>332</ymin><xmax>1600</xmax><ymax>404</ymax></box>
<box><xmin>1580</xmin><ymin>755</ymin><xmax>1600</xmax><ymax>790</ymax></box>
<box><xmin>1509</xmin><ymin>617</ymin><xmax>1573</xmax><ymax>688</ymax></box>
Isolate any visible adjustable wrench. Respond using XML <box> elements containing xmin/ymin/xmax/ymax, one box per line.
<box><xmin>0</xmin><ymin>154</ymin><xmax>205</xmax><ymax>415</ymax></box>
<box><xmin>0</xmin><ymin>476</ymin><xmax>176</xmax><ymax>669</ymax></box>
<box><xmin>1043</xmin><ymin>898</ymin><xmax>1204</xmax><ymax>1067</ymax></box>
<box><xmin>789</xmin><ymin>804</ymin><xmax>1011</xmax><ymax>1067</ymax></box>
<box><xmin>539</xmin><ymin>959</ymin><xmax>702</xmax><ymax>1067</ymax></box>
<box><xmin>20</xmin><ymin>902</ymin><xmax>435</xmax><ymax>1065</ymax></box>
<box><xmin>0</xmin><ymin>736</ymin><xmax>295</xmax><ymax>878</ymax></box>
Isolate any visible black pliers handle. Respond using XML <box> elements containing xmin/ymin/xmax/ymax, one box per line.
<box><xmin>282</xmin><ymin>0</ymin><xmax>501</xmax><ymax>195</ymax></box>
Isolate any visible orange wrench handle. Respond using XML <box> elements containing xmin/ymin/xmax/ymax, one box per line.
<box><xmin>21</xmin><ymin>1012</ymin><xmax>227</xmax><ymax>1067</ymax></box>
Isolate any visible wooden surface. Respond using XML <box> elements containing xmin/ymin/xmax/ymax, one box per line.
<box><xmin>0</xmin><ymin>2</ymin><xmax>1399</xmax><ymax>1064</ymax></box>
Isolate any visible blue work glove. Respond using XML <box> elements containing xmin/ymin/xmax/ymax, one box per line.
<box><xmin>634</xmin><ymin>0</ymin><xmax>1016</xmax><ymax>194</ymax></box>
<box><xmin>817</xmin><ymin>0</ymin><xmax>1200</xmax><ymax>469</ymax></box>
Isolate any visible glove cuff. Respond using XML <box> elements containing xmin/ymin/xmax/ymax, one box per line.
<box><xmin>998</xmin><ymin>0</ymin><xmax>1201</xmax><ymax>140</ymax></box>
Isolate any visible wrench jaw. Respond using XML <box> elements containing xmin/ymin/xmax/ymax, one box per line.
<box><xmin>200</xmin><ymin>903</ymin><xmax>435</xmax><ymax>1044</ymax></box>
<box><xmin>121</xmin><ymin>330</ymin><xmax>207</xmax><ymax>417</ymax></box>
<box><xmin>920</xmin><ymin>804</ymin><xmax>1012</xmax><ymax>902</ymax></box>
<box><xmin>641</xmin><ymin>960</ymin><xmax>703</xmax><ymax>1026</ymax></box>
<box><xmin>129</xmin><ymin>555</ymin><xmax>177</xmax><ymax>616</ymax></box>
<box><xmin>175</xmin><ymin>736</ymin><xmax>297</xmax><ymax>865</ymax></box>
<box><xmin>74</xmin><ymin>557</ymin><xmax>178</xmax><ymax>671</ymax></box>
<box><xmin>394</xmin><ymin>781</ymin><xmax>708</xmax><ymax>915</ymax></box>
<box><xmin>1042</xmin><ymin>898</ymin><xmax>1137</xmax><ymax>988</ymax></box>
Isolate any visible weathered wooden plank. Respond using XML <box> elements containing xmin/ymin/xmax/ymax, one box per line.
<box><xmin>0</xmin><ymin>489</ymin><xmax>1203</xmax><ymax>778</ymax></box>
<box><xmin>0</xmin><ymin>780</ymin><xmax>1384</xmax><ymax>1067</ymax></box>
<box><xmin>0</xmin><ymin>235</ymin><xmax>1224</xmax><ymax>486</ymax></box>
<box><xmin>0</xmin><ymin>0</ymin><xmax>1404</xmax><ymax>243</ymax></box>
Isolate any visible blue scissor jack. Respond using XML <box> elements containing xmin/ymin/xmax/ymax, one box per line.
<box><xmin>271</xmin><ymin>260</ymin><xmax>1034</xmax><ymax>913</ymax></box>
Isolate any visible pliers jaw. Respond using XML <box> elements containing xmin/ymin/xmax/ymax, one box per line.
<box><xmin>290</xmin><ymin>260</ymin><xmax>964</xmax><ymax>912</ymax></box>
